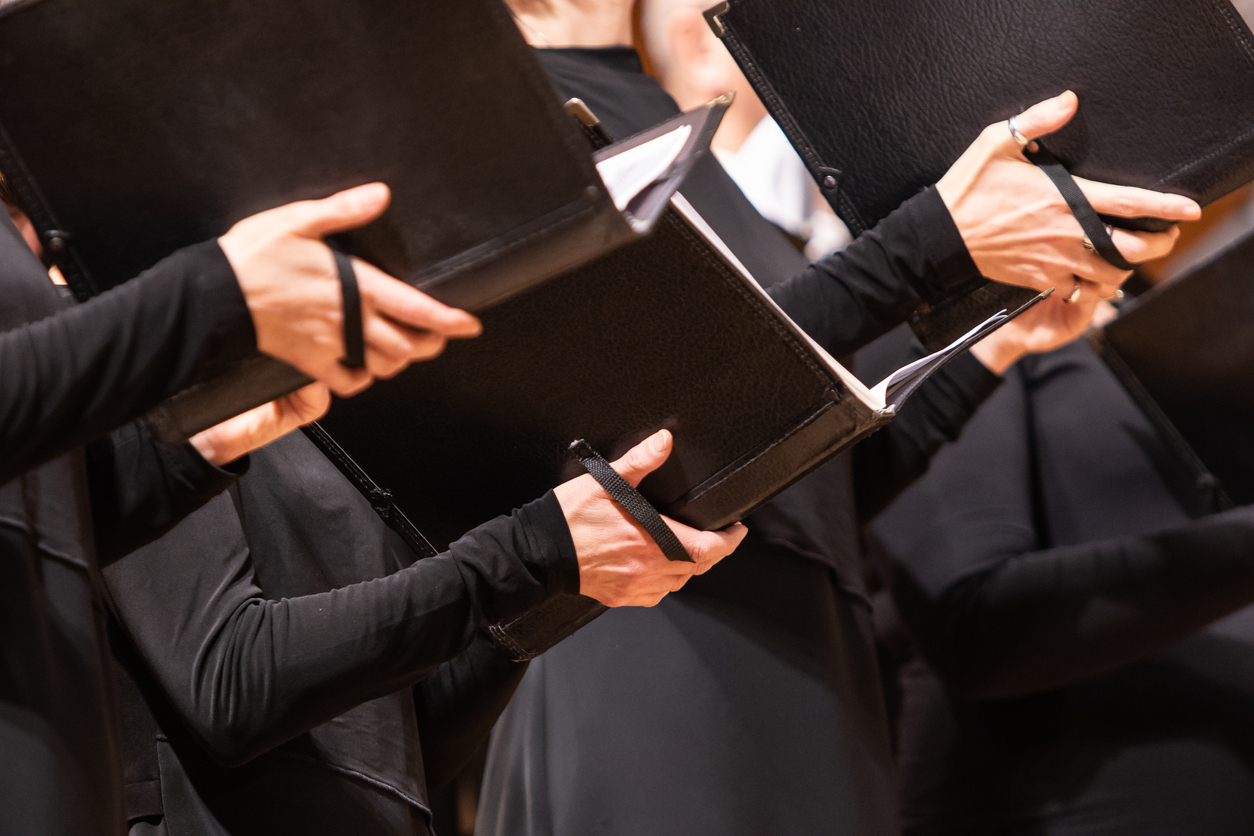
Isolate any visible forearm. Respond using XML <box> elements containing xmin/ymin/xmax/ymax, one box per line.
<box><xmin>415</xmin><ymin>637</ymin><xmax>529</xmax><ymax>789</ymax></box>
<box><xmin>769</xmin><ymin>186</ymin><xmax>981</xmax><ymax>356</ymax></box>
<box><xmin>854</xmin><ymin>352</ymin><xmax>1001</xmax><ymax>522</ymax></box>
<box><xmin>0</xmin><ymin>241</ymin><xmax>255</xmax><ymax>481</ymax></box>
<box><xmin>910</xmin><ymin>507</ymin><xmax>1254</xmax><ymax>700</ymax></box>
<box><xmin>106</xmin><ymin>490</ymin><xmax>577</xmax><ymax>767</ymax></box>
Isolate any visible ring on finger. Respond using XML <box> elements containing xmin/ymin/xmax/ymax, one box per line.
<box><xmin>1007</xmin><ymin>116</ymin><xmax>1031</xmax><ymax>147</ymax></box>
<box><xmin>1063</xmin><ymin>277</ymin><xmax>1082</xmax><ymax>304</ymax></box>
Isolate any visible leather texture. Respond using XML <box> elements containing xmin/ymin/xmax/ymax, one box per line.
<box><xmin>1093</xmin><ymin>226</ymin><xmax>1254</xmax><ymax>509</ymax></box>
<box><xmin>717</xmin><ymin>0</ymin><xmax>1254</xmax><ymax>235</ymax></box>
<box><xmin>912</xmin><ymin>282</ymin><xmax>1041</xmax><ymax>353</ymax></box>
<box><xmin>319</xmin><ymin>205</ymin><xmax>886</xmax><ymax>552</ymax></box>
<box><xmin>0</xmin><ymin>0</ymin><xmax>629</xmax><ymax>305</ymax></box>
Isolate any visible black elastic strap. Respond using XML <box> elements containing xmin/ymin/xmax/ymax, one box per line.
<box><xmin>569</xmin><ymin>439</ymin><xmax>693</xmax><ymax>563</ymax></box>
<box><xmin>1024</xmin><ymin>147</ymin><xmax>1136</xmax><ymax>271</ymax></box>
<box><xmin>333</xmin><ymin>249</ymin><xmax>366</xmax><ymax>369</ymax></box>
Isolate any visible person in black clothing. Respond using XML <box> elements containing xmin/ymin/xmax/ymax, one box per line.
<box><xmin>870</xmin><ymin>295</ymin><xmax>1254</xmax><ymax>835</ymax></box>
<box><xmin>102</xmin><ymin>423</ymin><xmax>742</xmax><ymax>836</ymax></box>
<box><xmin>0</xmin><ymin>182</ymin><xmax>484</xmax><ymax>835</ymax></box>
<box><xmin>477</xmin><ymin>4</ymin><xmax>1198</xmax><ymax>835</ymax></box>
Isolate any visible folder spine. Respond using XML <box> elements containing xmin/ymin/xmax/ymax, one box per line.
<box><xmin>708</xmin><ymin>3</ymin><xmax>867</xmax><ymax>235</ymax></box>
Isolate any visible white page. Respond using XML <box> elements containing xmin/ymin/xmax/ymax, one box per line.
<box><xmin>596</xmin><ymin>124</ymin><xmax>692</xmax><ymax>211</ymax></box>
<box><xmin>869</xmin><ymin>310</ymin><xmax>1007</xmax><ymax>405</ymax></box>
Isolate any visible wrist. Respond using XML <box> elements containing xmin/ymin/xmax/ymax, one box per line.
<box><xmin>969</xmin><ymin>334</ymin><xmax>1025</xmax><ymax>376</ymax></box>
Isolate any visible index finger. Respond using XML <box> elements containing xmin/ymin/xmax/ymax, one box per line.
<box><xmin>355</xmin><ymin>260</ymin><xmax>483</xmax><ymax>338</ymax></box>
<box><xmin>1074</xmin><ymin>178</ymin><xmax>1201</xmax><ymax>223</ymax></box>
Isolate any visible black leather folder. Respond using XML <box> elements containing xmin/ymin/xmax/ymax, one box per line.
<box><xmin>317</xmin><ymin>186</ymin><xmax>1041</xmax><ymax>656</ymax></box>
<box><xmin>0</xmin><ymin>0</ymin><xmax>718</xmax><ymax>436</ymax></box>
<box><xmin>1092</xmin><ymin>216</ymin><xmax>1254</xmax><ymax>513</ymax></box>
<box><xmin>707</xmin><ymin>0</ymin><xmax>1254</xmax><ymax>347</ymax></box>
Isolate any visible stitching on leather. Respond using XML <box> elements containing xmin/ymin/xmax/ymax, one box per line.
<box><xmin>1147</xmin><ymin>0</ymin><xmax>1254</xmax><ymax>188</ymax></box>
<box><xmin>1154</xmin><ymin>123</ymin><xmax>1254</xmax><ymax>187</ymax></box>
<box><xmin>417</xmin><ymin>196</ymin><xmax>601</xmax><ymax>289</ymax></box>
<box><xmin>668</xmin><ymin>214</ymin><xmax>835</xmax><ymax>386</ymax></box>
<box><xmin>672</xmin><ymin>400</ymin><xmax>842</xmax><ymax>506</ymax></box>
<box><xmin>1203</xmin><ymin>0</ymin><xmax>1254</xmax><ymax>68</ymax></box>
<box><xmin>719</xmin><ymin>15</ymin><xmax>868</xmax><ymax>236</ymax></box>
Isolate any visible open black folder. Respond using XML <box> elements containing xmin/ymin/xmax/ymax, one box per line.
<box><xmin>319</xmin><ymin>191</ymin><xmax>1045</xmax><ymax>657</ymax></box>
<box><xmin>705</xmin><ymin>0</ymin><xmax>1254</xmax><ymax>348</ymax></box>
<box><xmin>1091</xmin><ymin>218</ymin><xmax>1254</xmax><ymax>513</ymax></box>
<box><xmin>0</xmin><ymin>0</ymin><xmax>721</xmax><ymax>437</ymax></box>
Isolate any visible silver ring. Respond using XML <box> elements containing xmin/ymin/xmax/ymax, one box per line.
<box><xmin>1082</xmin><ymin>236</ymin><xmax>1094</xmax><ymax>251</ymax></box>
<box><xmin>1007</xmin><ymin>116</ymin><xmax>1031</xmax><ymax>147</ymax></box>
<box><xmin>1063</xmin><ymin>278</ymin><xmax>1083</xmax><ymax>304</ymax></box>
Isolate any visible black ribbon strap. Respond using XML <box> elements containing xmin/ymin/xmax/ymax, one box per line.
<box><xmin>1024</xmin><ymin>147</ymin><xmax>1136</xmax><ymax>271</ymax></box>
<box><xmin>333</xmin><ymin>249</ymin><xmax>366</xmax><ymax>369</ymax></box>
<box><xmin>569</xmin><ymin>439</ymin><xmax>693</xmax><ymax>563</ymax></box>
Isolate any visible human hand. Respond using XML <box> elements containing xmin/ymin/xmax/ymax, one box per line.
<box><xmin>189</xmin><ymin>383</ymin><xmax>330</xmax><ymax>466</ymax></box>
<box><xmin>970</xmin><ymin>291</ymin><xmax>1104</xmax><ymax>375</ymax></box>
<box><xmin>553</xmin><ymin>430</ymin><xmax>748</xmax><ymax>608</ymax></box>
<box><xmin>937</xmin><ymin>91</ymin><xmax>1198</xmax><ymax>295</ymax></box>
<box><xmin>218</xmin><ymin>184</ymin><xmax>482</xmax><ymax>398</ymax></box>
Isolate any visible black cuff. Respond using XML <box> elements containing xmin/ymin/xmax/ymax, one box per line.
<box><xmin>895</xmin><ymin>186</ymin><xmax>982</xmax><ymax>302</ymax></box>
<box><xmin>149</xmin><ymin>240</ymin><xmax>257</xmax><ymax>382</ymax></box>
<box><xmin>940</xmin><ymin>349</ymin><xmax>1004</xmax><ymax>406</ymax></box>
<box><xmin>515</xmin><ymin>490</ymin><xmax>581</xmax><ymax>597</ymax></box>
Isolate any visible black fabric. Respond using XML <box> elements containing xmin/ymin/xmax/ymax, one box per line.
<box><xmin>102</xmin><ymin>430</ymin><xmax>579</xmax><ymax>836</ymax></box>
<box><xmin>477</xmin><ymin>47</ymin><xmax>1002</xmax><ymax>836</ymax></box>
<box><xmin>0</xmin><ymin>213</ymin><xmax>261</xmax><ymax>836</ymax></box>
<box><xmin>570</xmin><ymin>439</ymin><xmax>691</xmax><ymax>563</ymax></box>
<box><xmin>0</xmin><ymin>238</ymin><xmax>255</xmax><ymax>484</ymax></box>
<box><xmin>1026</xmin><ymin>147</ymin><xmax>1136</xmax><ymax>270</ymax></box>
<box><xmin>302</xmin><ymin>422</ymin><xmax>439</xmax><ymax>559</ymax></box>
<box><xmin>334</xmin><ymin>249</ymin><xmax>365</xmax><ymax>370</ymax></box>
<box><xmin>871</xmin><ymin>340</ymin><xmax>1254</xmax><ymax>835</ymax></box>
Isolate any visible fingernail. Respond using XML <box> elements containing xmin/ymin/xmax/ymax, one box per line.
<box><xmin>349</xmin><ymin>183</ymin><xmax>389</xmax><ymax>210</ymax></box>
<box><xmin>649</xmin><ymin>431</ymin><xmax>669</xmax><ymax>454</ymax></box>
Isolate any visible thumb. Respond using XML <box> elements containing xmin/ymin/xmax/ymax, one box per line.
<box><xmin>1006</xmin><ymin>90</ymin><xmax>1078</xmax><ymax>149</ymax></box>
<box><xmin>612</xmin><ymin>430</ymin><xmax>673</xmax><ymax>487</ymax></box>
<box><xmin>284</xmin><ymin>182</ymin><xmax>392</xmax><ymax>239</ymax></box>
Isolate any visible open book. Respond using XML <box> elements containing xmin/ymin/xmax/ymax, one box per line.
<box><xmin>672</xmin><ymin>193</ymin><xmax>1041</xmax><ymax>423</ymax></box>
<box><xmin>321</xmin><ymin>193</ymin><xmax>1045</xmax><ymax>545</ymax></box>
<box><xmin>315</xmin><ymin>189</ymin><xmax>1044</xmax><ymax>658</ymax></box>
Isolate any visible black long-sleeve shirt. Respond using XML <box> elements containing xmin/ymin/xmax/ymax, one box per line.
<box><xmin>0</xmin><ymin>238</ymin><xmax>255</xmax><ymax>483</ymax></box>
<box><xmin>0</xmin><ymin>213</ymin><xmax>262</xmax><ymax>836</ymax></box>
<box><xmin>871</xmin><ymin>340</ymin><xmax>1254</xmax><ymax>835</ymax></box>
<box><xmin>479</xmin><ymin>46</ymin><xmax>1002</xmax><ymax>836</ymax></box>
<box><xmin>102</xmin><ymin>430</ymin><xmax>578</xmax><ymax>836</ymax></box>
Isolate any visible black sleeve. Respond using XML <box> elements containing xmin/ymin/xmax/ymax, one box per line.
<box><xmin>100</xmin><ymin>488</ymin><xmax>578</xmax><ymax>768</ymax></box>
<box><xmin>414</xmin><ymin>637</ymin><xmax>529</xmax><ymax>790</ymax></box>
<box><xmin>853</xmin><ymin>351</ymin><xmax>1002</xmax><ymax>522</ymax></box>
<box><xmin>872</xmin><ymin>370</ymin><xmax>1254</xmax><ymax>701</ymax></box>
<box><xmin>0</xmin><ymin>239</ymin><xmax>256</xmax><ymax>483</ymax></box>
<box><xmin>87</xmin><ymin>420</ymin><xmax>247</xmax><ymax>566</ymax></box>
<box><xmin>769</xmin><ymin>187</ymin><xmax>981</xmax><ymax>357</ymax></box>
